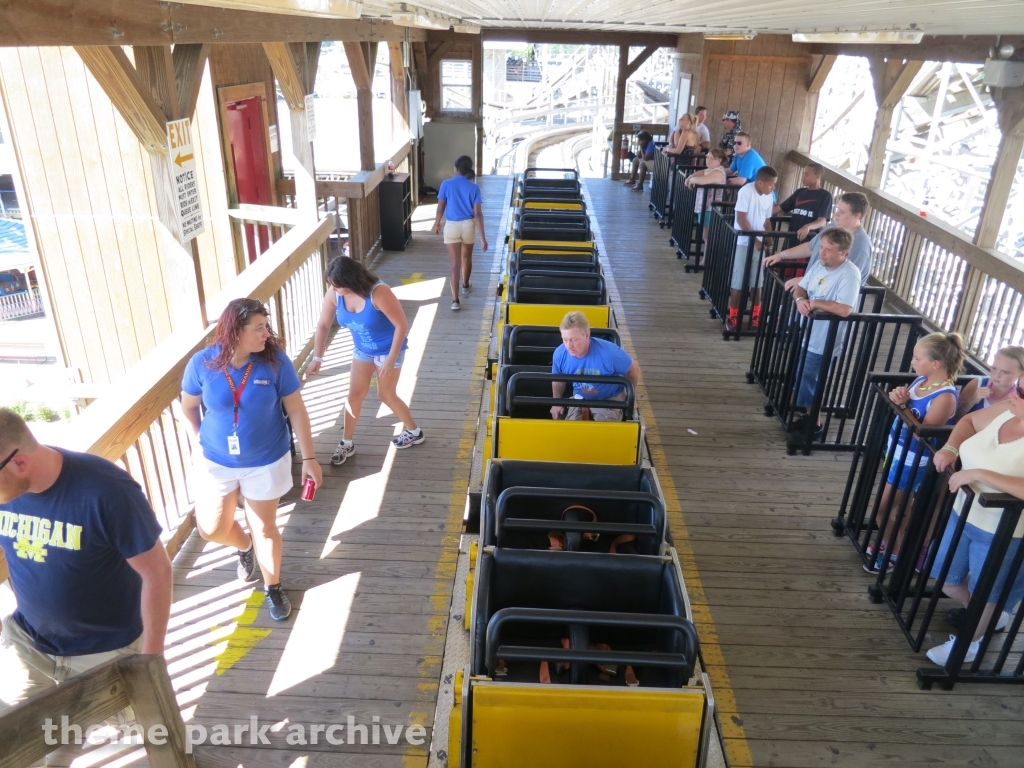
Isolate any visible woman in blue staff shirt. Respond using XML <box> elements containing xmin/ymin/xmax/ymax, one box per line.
<box><xmin>433</xmin><ymin>155</ymin><xmax>488</xmax><ymax>312</ymax></box>
<box><xmin>181</xmin><ymin>298</ymin><xmax>321</xmax><ymax>622</ymax></box>
<box><xmin>306</xmin><ymin>256</ymin><xmax>424</xmax><ymax>464</ymax></box>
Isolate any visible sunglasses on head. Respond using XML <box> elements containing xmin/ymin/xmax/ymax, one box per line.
<box><xmin>236</xmin><ymin>299</ymin><xmax>266</xmax><ymax>318</ymax></box>
<box><xmin>0</xmin><ymin>448</ymin><xmax>18</xmax><ymax>473</ymax></box>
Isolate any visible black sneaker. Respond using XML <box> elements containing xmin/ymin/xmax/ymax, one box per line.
<box><xmin>265</xmin><ymin>584</ymin><xmax>292</xmax><ymax>621</ymax></box>
<box><xmin>237</xmin><ymin>538</ymin><xmax>257</xmax><ymax>583</ymax></box>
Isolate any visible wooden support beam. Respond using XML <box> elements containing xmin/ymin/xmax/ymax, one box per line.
<box><xmin>472</xmin><ymin>36</ymin><xmax>483</xmax><ymax>171</ymax></box>
<box><xmin>974</xmin><ymin>87</ymin><xmax>1024</xmax><ymax>249</ymax></box>
<box><xmin>263</xmin><ymin>41</ymin><xmax>308</xmax><ymax>109</ymax></box>
<box><xmin>116</xmin><ymin>655</ymin><xmax>196</xmax><ymax>768</ymax></box>
<box><xmin>134</xmin><ymin>46</ymin><xmax>180</xmax><ymax>120</ymax></box>
<box><xmin>807</xmin><ymin>35</ymin><xmax>1024</xmax><ymax>65</ymax></box>
<box><xmin>808</xmin><ymin>54</ymin><xmax>837</xmax><ymax>93</ymax></box>
<box><xmin>624</xmin><ymin>44</ymin><xmax>659</xmax><ymax>79</ymax></box>
<box><xmin>389</xmin><ymin>41</ymin><xmax>409</xmax><ymax>125</ymax></box>
<box><xmin>862</xmin><ymin>56</ymin><xmax>924</xmax><ymax>188</ymax></box>
<box><xmin>74</xmin><ymin>46</ymin><xmax>167</xmax><ymax>152</ymax></box>
<box><xmin>173</xmin><ymin>43</ymin><xmax>210</xmax><ymax>119</ymax></box>
<box><xmin>427</xmin><ymin>39</ymin><xmax>456</xmax><ymax>72</ymax></box>
<box><xmin>304</xmin><ymin>41</ymin><xmax>322</xmax><ymax>93</ymax></box>
<box><xmin>611</xmin><ymin>44</ymin><xmax>629</xmax><ymax>181</ymax></box>
<box><xmin>0</xmin><ymin>3</ymin><xmax>427</xmax><ymax>46</ymax></box>
<box><xmin>481</xmin><ymin>28</ymin><xmax>679</xmax><ymax>48</ymax></box>
<box><xmin>344</xmin><ymin>41</ymin><xmax>376</xmax><ymax>171</ymax></box>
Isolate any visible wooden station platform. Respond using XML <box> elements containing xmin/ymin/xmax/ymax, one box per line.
<box><xmin>585</xmin><ymin>178</ymin><xmax>1024</xmax><ymax>768</ymax></box>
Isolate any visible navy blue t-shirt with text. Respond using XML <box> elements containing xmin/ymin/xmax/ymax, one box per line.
<box><xmin>0</xmin><ymin>449</ymin><xmax>162</xmax><ymax>656</ymax></box>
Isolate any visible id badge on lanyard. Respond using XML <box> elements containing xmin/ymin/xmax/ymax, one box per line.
<box><xmin>223</xmin><ymin>361</ymin><xmax>255</xmax><ymax>456</ymax></box>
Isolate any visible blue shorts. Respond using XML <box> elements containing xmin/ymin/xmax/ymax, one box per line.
<box><xmin>931</xmin><ymin>512</ymin><xmax>1024</xmax><ymax>608</ymax></box>
<box><xmin>796</xmin><ymin>350</ymin><xmax>825</xmax><ymax>409</ymax></box>
<box><xmin>886</xmin><ymin>455</ymin><xmax>928</xmax><ymax>493</ymax></box>
<box><xmin>353</xmin><ymin>348</ymin><xmax>406</xmax><ymax>368</ymax></box>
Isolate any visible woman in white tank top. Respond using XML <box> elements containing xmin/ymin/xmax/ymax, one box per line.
<box><xmin>927</xmin><ymin>387</ymin><xmax>1024</xmax><ymax>665</ymax></box>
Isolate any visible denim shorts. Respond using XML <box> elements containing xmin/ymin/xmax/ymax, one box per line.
<box><xmin>796</xmin><ymin>350</ymin><xmax>825</xmax><ymax>409</ymax></box>
<box><xmin>353</xmin><ymin>348</ymin><xmax>406</xmax><ymax>368</ymax></box>
<box><xmin>931</xmin><ymin>512</ymin><xmax>1024</xmax><ymax>608</ymax></box>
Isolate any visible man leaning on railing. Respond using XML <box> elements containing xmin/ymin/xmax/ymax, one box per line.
<box><xmin>0</xmin><ymin>408</ymin><xmax>172</xmax><ymax>710</ymax></box>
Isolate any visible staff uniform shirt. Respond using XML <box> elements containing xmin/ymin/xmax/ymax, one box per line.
<box><xmin>182</xmin><ymin>346</ymin><xmax>301</xmax><ymax>468</ymax></box>
<box><xmin>778</xmin><ymin>187</ymin><xmax>833</xmax><ymax>241</ymax></box>
<box><xmin>807</xmin><ymin>225</ymin><xmax>872</xmax><ymax>285</ymax></box>
<box><xmin>0</xmin><ymin>449</ymin><xmax>162</xmax><ymax>656</ymax></box>
<box><xmin>798</xmin><ymin>258</ymin><xmax>862</xmax><ymax>356</ymax></box>
<box><xmin>729</xmin><ymin>148</ymin><xmax>765</xmax><ymax>182</ymax></box>
<box><xmin>438</xmin><ymin>175</ymin><xmax>482</xmax><ymax>222</ymax></box>
<box><xmin>552</xmin><ymin>337</ymin><xmax>633</xmax><ymax>401</ymax></box>
<box><xmin>733</xmin><ymin>182</ymin><xmax>774</xmax><ymax>247</ymax></box>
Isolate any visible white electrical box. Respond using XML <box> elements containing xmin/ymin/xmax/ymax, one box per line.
<box><xmin>983</xmin><ymin>59</ymin><xmax>1024</xmax><ymax>88</ymax></box>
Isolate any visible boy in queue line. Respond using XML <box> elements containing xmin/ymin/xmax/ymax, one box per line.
<box><xmin>550</xmin><ymin>312</ymin><xmax>641</xmax><ymax>422</ymax></box>
<box><xmin>773</xmin><ymin>163</ymin><xmax>833</xmax><ymax>244</ymax></box>
<box><xmin>728</xmin><ymin>165</ymin><xmax>778</xmax><ymax>330</ymax></box>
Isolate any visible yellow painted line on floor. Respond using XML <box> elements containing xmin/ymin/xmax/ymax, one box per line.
<box><xmin>211</xmin><ymin>590</ymin><xmax>272</xmax><ymax>676</ymax></box>
<box><xmin>583</xmin><ymin>180</ymin><xmax>754</xmax><ymax>768</ymax></box>
<box><xmin>404</xmin><ymin>180</ymin><xmax>512</xmax><ymax>768</ymax></box>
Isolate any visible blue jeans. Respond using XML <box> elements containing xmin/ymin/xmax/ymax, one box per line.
<box><xmin>796</xmin><ymin>351</ymin><xmax>824</xmax><ymax>409</ymax></box>
<box><xmin>931</xmin><ymin>512</ymin><xmax>1024</xmax><ymax>608</ymax></box>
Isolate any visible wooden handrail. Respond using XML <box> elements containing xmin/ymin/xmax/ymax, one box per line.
<box><xmin>0</xmin><ymin>654</ymin><xmax>194</xmax><ymax>768</ymax></box>
<box><xmin>787</xmin><ymin>150</ymin><xmax>1024</xmax><ymax>291</ymax></box>
<box><xmin>276</xmin><ymin>139</ymin><xmax>413</xmax><ymax>200</ymax></box>
<box><xmin>62</xmin><ymin>215</ymin><xmax>332</xmax><ymax>462</ymax></box>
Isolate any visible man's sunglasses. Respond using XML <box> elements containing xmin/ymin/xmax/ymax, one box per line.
<box><xmin>0</xmin><ymin>448</ymin><xmax>18</xmax><ymax>472</ymax></box>
<box><xmin>236</xmin><ymin>299</ymin><xmax>267</xmax><ymax>318</ymax></box>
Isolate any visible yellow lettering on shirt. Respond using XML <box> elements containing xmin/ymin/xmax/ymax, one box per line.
<box><xmin>48</xmin><ymin>521</ymin><xmax>65</xmax><ymax>549</ymax></box>
<box><xmin>0</xmin><ymin>511</ymin><xmax>83</xmax><ymax>562</ymax></box>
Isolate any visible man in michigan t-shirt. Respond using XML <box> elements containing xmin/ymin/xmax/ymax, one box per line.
<box><xmin>550</xmin><ymin>312</ymin><xmax>641</xmax><ymax>422</ymax></box>
<box><xmin>0</xmin><ymin>408</ymin><xmax>171</xmax><ymax>709</ymax></box>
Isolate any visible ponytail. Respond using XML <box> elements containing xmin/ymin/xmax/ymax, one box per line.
<box><xmin>918</xmin><ymin>331</ymin><xmax>967</xmax><ymax>379</ymax></box>
<box><xmin>455</xmin><ymin>155</ymin><xmax>475</xmax><ymax>180</ymax></box>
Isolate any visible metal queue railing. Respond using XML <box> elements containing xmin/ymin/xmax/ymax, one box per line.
<box><xmin>747</xmin><ymin>269</ymin><xmax>922</xmax><ymax>455</ymax></box>
<box><xmin>649</xmin><ymin>153</ymin><xmax>705</xmax><ymax>230</ymax></box>
<box><xmin>699</xmin><ymin>206</ymin><xmax>799</xmax><ymax>340</ymax></box>
<box><xmin>831</xmin><ymin>376</ymin><xmax>1024</xmax><ymax>688</ymax></box>
<box><xmin>670</xmin><ymin>181</ymin><xmax>736</xmax><ymax>268</ymax></box>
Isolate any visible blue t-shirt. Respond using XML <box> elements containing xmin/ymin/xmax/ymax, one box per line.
<box><xmin>182</xmin><ymin>346</ymin><xmax>301</xmax><ymax>468</ymax></box>
<box><xmin>438</xmin><ymin>174</ymin><xmax>483</xmax><ymax>222</ymax></box>
<box><xmin>798</xmin><ymin>258</ymin><xmax>862</xmax><ymax>356</ymax></box>
<box><xmin>730</xmin><ymin>148</ymin><xmax>766</xmax><ymax>182</ymax></box>
<box><xmin>552</xmin><ymin>337</ymin><xmax>634</xmax><ymax>401</ymax></box>
<box><xmin>0</xmin><ymin>449</ymin><xmax>162</xmax><ymax>656</ymax></box>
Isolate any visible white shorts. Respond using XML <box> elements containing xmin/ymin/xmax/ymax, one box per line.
<box><xmin>192</xmin><ymin>451</ymin><xmax>294</xmax><ymax>501</ymax></box>
<box><xmin>444</xmin><ymin>219</ymin><xmax>476</xmax><ymax>245</ymax></box>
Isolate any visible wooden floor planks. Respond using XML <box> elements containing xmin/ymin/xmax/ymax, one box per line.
<box><xmin>585</xmin><ymin>178</ymin><xmax>1024</xmax><ymax>768</ymax></box>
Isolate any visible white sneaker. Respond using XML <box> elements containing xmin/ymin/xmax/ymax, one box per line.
<box><xmin>451</xmin><ymin>300</ymin><xmax>461</xmax><ymax>311</ymax></box>
<box><xmin>461</xmin><ymin>282</ymin><xmax>472</xmax><ymax>295</ymax></box>
<box><xmin>926</xmin><ymin>634</ymin><xmax>979</xmax><ymax>666</ymax></box>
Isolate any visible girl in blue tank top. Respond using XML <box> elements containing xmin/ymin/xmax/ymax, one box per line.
<box><xmin>867</xmin><ymin>333</ymin><xmax>965</xmax><ymax>573</ymax></box>
<box><xmin>956</xmin><ymin>346</ymin><xmax>1024</xmax><ymax>420</ymax></box>
<box><xmin>306</xmin><ymin>257</ymin><xmax>424</xmax><ymax>464</ymax></box>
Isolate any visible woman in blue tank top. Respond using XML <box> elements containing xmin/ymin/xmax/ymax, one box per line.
<box><xmin>306</xmin><ymin>257</ymin><xmax>423</xmax><ymax>464</ymax></box>
<box><xmin>866</xmin><ymin>332</ymin><xmax>965</xmax><ymax>573</ymax></box>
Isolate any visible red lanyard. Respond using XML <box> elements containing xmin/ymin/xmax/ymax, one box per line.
<box><xmin>222</xmin><ymin>361</ymin><xmax>255</xmax><ymax>433</ymax></box>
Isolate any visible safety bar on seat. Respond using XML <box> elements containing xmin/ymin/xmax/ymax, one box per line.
<box><xmin>485</xmin><ymin>607</ymin><xmax>698</xmax><ymax>679</ymax></box>
<box><xmin>506</xmin><ymin>372</ymin><xmax>635</xmax><ymax>416</ymax></box>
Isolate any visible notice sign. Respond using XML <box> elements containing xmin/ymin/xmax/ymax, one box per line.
<box><xmin>305</xmin><ymin>94</ymin><xmax>316</xmax><ymax>140</ymax></box>
<box><xmin>167</xmin><ymin>118</ymin><xmax>205</xmax><ymax>241</ymax></box>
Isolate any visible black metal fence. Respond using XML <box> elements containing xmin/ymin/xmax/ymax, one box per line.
<box><xmin>670</xmin><ymin>178</ymin><xmax>736</xmax><ymax>268</ymax></box>
<box><xmin>649</xmin><ymin>153</ymin><xmax>705</xmax><ymax>229</ymax></box>
<box><xmin>831</xmin><ymin>376</ymin><xmax>1024</xmax><ymax>689</ymax></box>
<box><xmin>699</xmin><ymin>207</ymin><xmax>798</xmax><ymax>340</ymax></box>
<box><xmin>747</xmin><ymin>269</ymin><xmax>923</xmax><ymax>455</ymax></box>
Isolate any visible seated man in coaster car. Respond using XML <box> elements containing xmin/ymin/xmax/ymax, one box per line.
<box><xmin>550</xmin><ymin>311</ymin><xmax>641</xmax><ymax>422</ymax></box>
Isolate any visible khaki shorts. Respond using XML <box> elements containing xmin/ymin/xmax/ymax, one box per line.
<box><xmin>443</xmin><ymin>219</ymin><xmax>476</xmax><ymax>245</ymax></box>
<box><xmin>0</xmin><ymin>613</ymin><xmax>141</xmax><ymax>712</ymax></box>
<box><xmin>565</xmin><ymin>392</ymin><xmax>626</xmax><ymax>422</ymax></box>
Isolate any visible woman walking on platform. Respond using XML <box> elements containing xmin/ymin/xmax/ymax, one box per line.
<box><xmin>306</xmin><ymin>257</ymin><xmax>424</xmax><ymax>465</ymax></box>
<box><xmin>181</xmin><ymin>298</ymin><xmax>322</xmax><ymax>622</ymax></box>
<box><xmin>433</xmin><ymin>155</ymin><xmax>489</xmax><ymax>311</ymax></box>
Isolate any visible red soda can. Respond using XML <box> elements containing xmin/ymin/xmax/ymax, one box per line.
<box><xmin>301</xmin><ymin>477</ymin><xmax>316</xmax><ymax>501</ymax></box>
